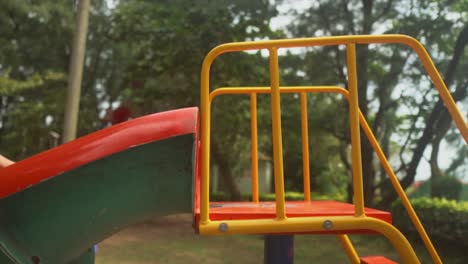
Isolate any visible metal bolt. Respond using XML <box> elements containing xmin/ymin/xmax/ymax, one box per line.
<box><xmin>219</xmin><ymin>222</ymin><xmax>229</xmax><ymax>232</ymax></box>
<box><xmin>323</xmin><ymin>220</ymin><xmax>333</xmax><ymax>230</ymax></box>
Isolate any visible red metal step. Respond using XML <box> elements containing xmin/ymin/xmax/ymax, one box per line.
<box><xmin>360</xmin><ymin>256</ymin><xmax>397</xmax><ymax>264</ymax></box>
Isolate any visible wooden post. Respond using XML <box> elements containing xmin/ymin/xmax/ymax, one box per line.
<box><xmin>63</xmin><ymin>0</ymin><xmax>90</xmax><ymax>143</ymax></box>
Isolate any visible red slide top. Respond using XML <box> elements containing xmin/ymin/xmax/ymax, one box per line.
<box><xmin>0</xmin><ymin>107</ymin><xmax>199</xmax><ymax>199</ymax></box>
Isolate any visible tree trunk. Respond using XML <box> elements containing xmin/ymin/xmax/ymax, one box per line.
<box><xmin>379</xmin><ymin>24</ymin><xmax>468</xmax><ymax>207</ymax></box>
<box><xmin>211</xmin><ymin>138</ymin><xmax>241</xmax><ymax>201</ymax></box>
<box><xmin>429</xmin><ymin>135</ymin><xmax>444</xmax><ymax>197</ymax></box>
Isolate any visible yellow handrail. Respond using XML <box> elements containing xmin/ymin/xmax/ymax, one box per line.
<box><xmin>200</xmin><ymin>35</ymin><xmax>465</xmax><ymax>264</ymax></box>
<box><xmin>300</xmin><ymin>92</ymin><xmax>311</xmax><ymax>201</ymax></box>
<box><xmin>200</xmin><ymin>215</ymin><xmax>420</xmax><ymax>264</ymax></box>
<box><xmin>250</xmin><ymin>93</ymin><xmax>259</xmax><ymax>202</ymax></box>
<box><xmin>209</xmin><ymin>85</ymin><xmax>442</xmax><ymax>263</ymax></box>
<box><xmin>268</xmin><ymin>48</ymin><xmax>287</xmax><ymax>220</ymax></box>
<box><xmin>346</xmin><ymin>43</ymin><xmax>365</xmax><ymax>217</ymax></box>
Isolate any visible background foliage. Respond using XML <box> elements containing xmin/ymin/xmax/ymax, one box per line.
<box><xmin>392</xmin><ymin>198</ymin><xmax>468</xmax><ymax>252</ymax></box>
<box><xmin>0</xmin><ymin>0</ymin><xmax>466</xmax><ymax>207</ymax></box>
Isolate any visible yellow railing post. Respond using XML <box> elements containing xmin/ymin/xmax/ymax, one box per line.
<box><xmin>208</xmin><ymin>85</ymin><xmax>439</xmax><ymax>262</ymax></box>
<box><xmin>346</xmin><ymin>43</ymin><xmax>365</xmax><ymax>217</ymax></box>
<box><xmin>338</xmin><ymin>235</ymin><xmax>360</xmax><ymax>264</ymax></box>
<box><xmin>200</xmin><ymin>35</ymin><xmax>467</xmax><ymax>263</ymax></box>
<box><xmin>300</xmin><ymin>92</ymin><xmax>311</xmax><ymax>201</ymax></box>
<box><xmin>200</xmin><ymin>53</ymin><xmax>216</xmax><ymax>225</ymax></box>
<box><xmin>268</xmin><ymin>47</ymin><xmax>286</xmax><ymax>220</ymax></box>
<box><xmin>250</xmin><ymin>93</ymin><xmax>259</xmax><ymax>202</ymax></box>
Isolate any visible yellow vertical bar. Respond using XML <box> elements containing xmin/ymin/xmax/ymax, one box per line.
<box><xmin>200</xmin><ymin>58</ymin><xmax>212</xmax><ymax>224</ymax></box>
<box><xmin>269</xmin><ymin>47</ymin><xmax>286</xmax><ymax>220</ymax></box>
<box><xmin>300</xmin><ymin>92</ymin><xmax>311</xmax><ymax>201</ymax></box>
<box><xmin>338</xmin><ymin>235</ymin><xmax>360</xmax><ymax>264</ymax></box>
<box><xmin>251</xmin><ymin>93</ymin><xmax>259</xmax><ymax>202</ymax></box>
<box><xmin>346</xmin><ymin>43</ymin><xmax>365</xmax><ymax>216</ymax></box>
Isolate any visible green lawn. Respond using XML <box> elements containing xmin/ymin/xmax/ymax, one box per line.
<box><xmin>95</xmin><ymin>214</ymin><xmax>464</xmax><ymax>264</ymax></box>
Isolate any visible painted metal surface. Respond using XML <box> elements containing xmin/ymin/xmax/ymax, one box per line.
<box><xmin>346</xmin><ymin>43</ymin><xmax>365</xmax><ymax>217</ymax></box>
<box><xmin>250</xmin><ymin>93</ymin><xmax>259</xmax><ymax>203</ymax></box>
<box><xmin>198</xmin><ymin>35</ymin><xmax>466</xmax><ymax>264</ymax></box>
<box><xmin>268</xmin><ymin>48</ymin><xmax>287</xmax><ymax>221</ymax></box>
<box><xmin>200</xmin><ymin>35</ymin><xmax>467</xmax><ymax>224</ymax></box>
<box><xmin>361</xmin><ymin>256</ymin><xmax>398</xmax><ymax>264</ymax></box>
<box><xmin>209</xmin><ymin>85</ymin><xmax>441</xmax><ymax>263</ymax></box>
<box><xmin>200</xmin><ymin>216</ymin><xmax>420</xmax><ymax>263</ymax></box>
<box><xmin>0</xmin><ymin>108</ymin><xmax>198</xmax><ymax>263</ymax></box>
<box><xmin>0</xmin><ymin>135</ymin><xmax>196</xmax><ymax>263</ymax></box>
<box><xmin>0</xmin><ymin>107</ymin><xmax>198</xmax><ymax>199</ymax></box>
<box><xmin>195</xmin><ymin>200</ymin><xmax>391</xmax><ymax>224</ymax></box>
<box><xmin>70</xmin><ymin>248</ymin><xmax>95</xmax><ymax>264</ymax></box>
<box><xmin>299</xmin><ymin>92</ymin><xmax>311</xmax><ymax>201</ymax></box>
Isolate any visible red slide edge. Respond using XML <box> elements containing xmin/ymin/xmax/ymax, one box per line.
<box><xmin>0</xmin><ymin>107</ymin><xmax>199</xmax><ymax>199</ymax></box>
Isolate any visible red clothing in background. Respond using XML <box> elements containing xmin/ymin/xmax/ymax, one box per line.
<box><xmin>111</xmin><ymin>106</ymin><xmax>132</xmax><ymax>125</ymax></box>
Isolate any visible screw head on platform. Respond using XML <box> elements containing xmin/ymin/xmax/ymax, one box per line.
<box><xmin>323</xmin><ymin>220</ymin><xmax>333</xmax><ymax>230</ymax></box>
<box><xmin>219</xmin><ymin>222</ymin><xmax>229</xmax><ymax>232</ymax></box>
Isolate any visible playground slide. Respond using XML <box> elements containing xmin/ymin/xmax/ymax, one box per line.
<box><xmin>0</xmin><ymin>108</ymin><xmax>199</xmax><ymax>263</ymax></box>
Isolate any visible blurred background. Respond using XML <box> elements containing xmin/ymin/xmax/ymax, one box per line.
<box><xmin>0</xmin><ymin>0</ymin><xmax>467</xmax><ymax>263</ymax></box>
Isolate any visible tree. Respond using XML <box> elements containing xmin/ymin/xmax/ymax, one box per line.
<box><xmin>0</xmin><ymin>0</ymin><xmax>117</xmax><ymax>158</ymax></box>
<box><xmin>283</xmin><ymin>0</ymin><xmax>467</xmax><ymax>206</ymax></box>
<box><xmin>107</xmin><ymin>0</ymin><xmax>279</xmax><ymax>199</ymax></box>
<box><xmin>0</xmin><ymin>0</ymin><xmax>74</xmax><ymax>158</ymax></box>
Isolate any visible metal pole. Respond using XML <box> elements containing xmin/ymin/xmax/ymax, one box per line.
<box><xmin>268</xmin><ymin>47</ymin><xmax>286</xmax><ymax>220</ymax></box>
<box><xmin>300</xmin><ymin>92</ymin><xmax>311</xmax><ymax>201</ymax></box>
<box><xmin>264</xmin><ymin>235</ymin><xmax>294</xmax><ymax>264</ymax></box>
<box><xmin>62</xmin><ymin>0</ymin><xmax>90</xmax><ymax>143</ymax></box>
<box><xmin>251</xmin><ymin>93</ymin><xmax>259</xmax><ymax>202</ymax></box>
<box><xmin>346</xmin><ymin>43</ymin><xmax>365</xmax><ymax>216</ymax></box>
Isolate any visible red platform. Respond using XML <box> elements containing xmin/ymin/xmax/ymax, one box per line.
<box><xmin>194</xmin><ymin>200</ymin><xmax>391</xmax><ymax>234</ymax></box>
<box><xmin>201</xmin><ymin>201</ymin><xmax>391</xmax><ymax>222</ymax></box>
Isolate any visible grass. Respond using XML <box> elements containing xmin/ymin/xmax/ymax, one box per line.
<box><xmin>96</xmin><ymin>214</ymin><xmax>465</xmax><ymax>264</ymax></box>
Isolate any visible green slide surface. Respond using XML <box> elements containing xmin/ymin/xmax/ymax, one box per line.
<box><xmin>0</xmin><ymin>134</ymin><xmax>195</xmax><ymax>263</ymax></box>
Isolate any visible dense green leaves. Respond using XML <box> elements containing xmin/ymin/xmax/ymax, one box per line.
<box><xmin>0</xmin><ymin>0</ymin><xmax>465</xmax><ymax>204</ymax></box>
<box><xmin>281</xmin><ymin>0</ymin><xmax>468</xmax><ymax>206</ymax></box>
<box><xmin>392</xmin><ymin>198</ymin><xmax>468</xmax><ymax>252</ymax></box>
<box><xmin>0</xmin><ymin>1</ymin><xmax>75</xmax><ymax>157</ymax></box>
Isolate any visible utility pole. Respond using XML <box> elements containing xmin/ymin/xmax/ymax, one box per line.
<box><xmin>62</xmin><ymin>0</ymin><xmax>90</xmax><ymax>143</ymax></box>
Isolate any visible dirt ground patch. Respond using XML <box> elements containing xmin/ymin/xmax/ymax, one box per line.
<box><xmin>95</xmin><ymin>214</ymin><xmax>264</xmax><ymax>264</ymax></box>
<box><xmin>98</xmin><ymin>214</ymin><xmax>194</xmax><ymax>247</ymax></box>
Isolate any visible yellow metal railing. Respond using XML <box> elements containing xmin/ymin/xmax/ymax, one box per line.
<box><xmin>268</xmin><ymin>47</ymin><xmax>287</xmax><ymax>220</ymax></box>
<box><xmin>200</xmin><ymin>35</ymin><xmax>468</xmax><ymax>264</ymax></box>
<box><xmin>300</xmin><ymin>92</ymin><xmax>311</xmax><ymax>201</ymax></box>
<box><xmin>210</xmin><ymin>86</ymin><xmax>442</xmax><ymax>263</ymax></box>
<box><xmin>346</xmin><ymin>43</ymin><xmax>365</xmax><ymax>217</ymax></box>
<box><xmin>250</xmin><ymin>93</ymin><xmax>259</xmax><ymax>202</ymax></box>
